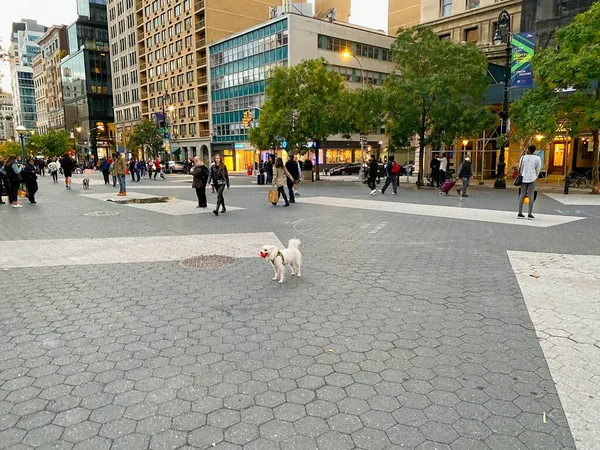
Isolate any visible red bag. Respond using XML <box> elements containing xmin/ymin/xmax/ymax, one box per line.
<box><xmin>391</xmin><ymin>161</ymin><xmax>400</xmax><ymax>174</ymax></box>
<box><xmin>440</xmin><ymin>179</ymin><xmax>456</xmax><ymax>194</ymax></box>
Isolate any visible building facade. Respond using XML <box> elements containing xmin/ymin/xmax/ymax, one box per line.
<box><xmin>136</xmin><ymin>0</ymin><xmax>282</xmax><ymax>161</ymax></box>
<box><xmin>209</xmin><ymin>13</ymin><xmax>394</xmax><ymax>171</ymax></box>
<box><xmin>9</xmin><ymin>19</ymin><xmax>47</xmax><ymax>133</ymax></box>
<box><xmin>61</xmin><ymin>0</ymin><xmax>115</xmax><ymax>160</ymax></box>
<box><xmin>314</xmin><ymin>0</ymin><xmax>351</xmax><ymax>22</ymax></box>
<box><xmin>388</xmin><ymin>0</ymin><xmax>421</xmax><ymax>36</ymax></box>
<box><xmin>0</xmin><ymin>93</ymin><xmax>14</xmax><ymax>142</ymax></box>
<box><xmin>107</xmin><ymin>0</ymin><xmax>141</xmax><ymax>149</ymax></box>
<box><xmin>32</xmin><ymin>25</ymin><xmax>69</xmax><ymax>134</ymax></box>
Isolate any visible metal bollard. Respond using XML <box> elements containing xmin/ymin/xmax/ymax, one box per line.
<box><xmin>564</xmin><ymin>176</ymin><xmax>569</xmax><ymax>195</ymax></box>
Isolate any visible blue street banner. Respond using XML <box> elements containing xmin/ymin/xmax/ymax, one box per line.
<box><xmin>511</xmin><ymin>32</ymin><xmax>535</xmax><ymax>88</ymax></box>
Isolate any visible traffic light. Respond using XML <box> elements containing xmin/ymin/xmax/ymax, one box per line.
<box><xmin>242</xmin><ymin>110</ymin><xmax>253</xmax><ymax>128</ymax></box>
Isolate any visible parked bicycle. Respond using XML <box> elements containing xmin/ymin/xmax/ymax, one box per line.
<box><xmin>558</xmin><ymin>171</ymin><xmax>589</xmax><ymax>189</ymax></box>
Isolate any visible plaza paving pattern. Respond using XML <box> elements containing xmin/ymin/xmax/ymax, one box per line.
<box><xmin>0</xmin><ymin>173</ymin><xmax>598</xmax><ymax>450</ymax></box>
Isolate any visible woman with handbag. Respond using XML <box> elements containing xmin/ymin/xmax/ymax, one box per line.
<box><xmin>3</xmin><ymin>155</ymin><xmax>23</xmax><ymax>208</ymax></box>
<box><xmin>272</xmin><ymin>157</ymin><xmax>293</xmax><ymax>207</ymax></box>
<box><xmin>516</xmin><ymin>145</ymin><xmax>541</xmax><ymax>220</ymax></box>
<box><xmin>209</xmin><ymin>154</ymin><xmax>229</xmax><ymax>216</ymax></box>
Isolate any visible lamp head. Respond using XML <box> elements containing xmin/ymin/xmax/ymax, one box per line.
<box><xmin>16</xmin><ymin>125</ymin><xmax>26</xmax><ymax>136</ymax></box>
<box><xmin>462</xmin><ymin>139</ymin><xmax>469</xmax><ymax>146</ymax></box>
<box><xmin>168</xmin><ymin>105</ymin><xmax>175</xmax><ymax>112</ymax></box>
<box><xmin>493</xmin><ymin>28</ymin><xmax>502</xmax><ymax>46</ymax></box>
<box><xmin>341</xmin><ymin>49</ymin><xmax>351</xmax><ymax>59</ymax></box>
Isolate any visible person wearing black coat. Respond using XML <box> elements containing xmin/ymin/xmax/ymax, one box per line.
<box><xmin>285</xmin><ymin>155</ymin><xmax>299</xmax><ymax>203</ymax></box>
<box><xmin>456</xmin><ymin>156</ymin><xmax>473</xmax><ymax>197</ymax></box>
<box><xmin>0</xmin><ymin>157</ymin><xmax>7</xmax><ymax>204</ymax></box>
<box><xmin>265</xmin><ymin>157</ymin><xmax>274</xmax><ymax>184</ymax></box>
<box><xmin>2</xmin><ymin>155</ymin><xmax>23</xmax><ymax>207</ymax></box>
<box><xmin>429</xmin><ymin>154</ymin><xmax>440</xmax><ymax>187</ymax></box>
<box><xmin>191</xmin><ymin>157</ymin><xmax>210</xmax><ymax>208</ymax></box>
<box><xmin>21</xmin><ymin>159</ymin><xmax>39</xmax><ymax>203</ymax></box>
<box><xmin>208</xmin><ymin>154</ymin><xmax>230</xmax><ymax>216</ymax></box>
<box><xmin>367</xmin><ymin>155</ymin><xmax>379</xmax><ymax>195</ymax></box>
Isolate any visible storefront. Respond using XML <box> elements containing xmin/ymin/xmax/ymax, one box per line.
<box><xmin>211</xmin><ymin>142</ymin><xmax>256</xmax><ymax>172</ymax></box>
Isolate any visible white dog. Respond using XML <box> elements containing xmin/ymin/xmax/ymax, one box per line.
<box><xmin>260</xmin><ymin>239</ymin><xmax>302</xmax><ymax>283</ymax></box>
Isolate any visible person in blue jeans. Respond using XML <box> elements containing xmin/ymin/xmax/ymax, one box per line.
<box><xmin>380</xmin><ymin>155</ymin><xmax>398</xmax><ymax>195</ymax></box>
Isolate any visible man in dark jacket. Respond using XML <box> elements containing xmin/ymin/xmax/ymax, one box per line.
<box><xmin>380</xmin><ymin>155</ymin><xmax>398</xmax><ymax>195</ymax></box>
<box><xmin>191</xmin><ymin>156</ymin><xmax>210</xmax><ymax>208</ymax></box>
<box><xmin>368</xmin><ymin>155</ymin><xmax>379</xmax><ymax>195</ymax></box>
<box><xmin>265</xmin><ymin>156</ymin><xmax>274</xmax><ymax>184</ymax></box>
<box><xmin>429</xmin><ymin>154</ymin><xmax>440</xmax><ymax>187</ymax></box>
<box><xmin>285</xmin><ymin>155</ymin><xmax>299</xmax><ymax>203</ymax></box>
<box><xmin>456</xmin><ymin>156</ymin><xmax>473</xmax><ymax>197</ymax></box>
<box><xmin>100</xmin><ymin>158</ymin><xmax>111</xmax><ymax>184</ymax></box>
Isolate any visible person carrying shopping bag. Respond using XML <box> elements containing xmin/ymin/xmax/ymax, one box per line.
<box><xmin>272</xmin><ymin>157</ymin><xmax>294</xmax><ymax>207</ymax></box>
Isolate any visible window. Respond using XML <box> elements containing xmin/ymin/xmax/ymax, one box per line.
<box><xmin>178</xmin><ymin>107</ymin><xmax>186</xmax><ymax>118</ymax></box>
<box><xmin>187</xmin><ymin>88</ymin><xmax>194</xmax><ymax>100</ymax></box>
<box><xmin>179</xmin><ymin>124</ymin><xmax>186</xmax><ymax>135</ymax></box>
<box><xmin>186</xmin><ymin>54</ymin><xmax>193</xmax><ymax>66</ymax></box>
<box><xmin>175</xmin><ymin>4</ymin><xmax>181</xmax><ymax>16</ymax></box>
<box><xmin>441</xmin><ymin>0</ymin><xmax>452</xmax><ymax>17</ymax></box>
<box><xmin>177</xmin><ymin>74</ymin><xmax>184</xmax><ymax>85</ymax></box>
<box><xmin>185</xmin><ymin>35</ymin><xmax>192</xmax><ymax>47</ymax></box>
<box><xmin>188</xmin><ymin>106</ymin><xmax>195</xmax><ymax>117</ymax></box>
<box><xmin>464</xmin><ymin>27</ymin><xmax>479</xmax><ymax>43</ymax></box>
<box><xmin>466</xmin><ymin>0</ymin><xmax>480</xmax><ymax>9</ymax></box>
<box><xmin>439</xmin><ymin>33</ymin><xmax>451</xmax><ymax>40</ymax></box>
<box><xmin>184</xmin><ymin>18</ymin><xmax>192</xmax><ymax>30</ymax></box>
<box><xmin>186</xmin><ymin>71</ymin><xmax>194</xmax><ymax>82</ymax></box>
<box><xmin>184</xmin><ymin>0</ymin><xmax>190</xmax><ymax>11</ymax></box>
<box><xmin>189</xmin><ymin>123</ymin><xmax>196</xmax><ymax>135</ymax></box>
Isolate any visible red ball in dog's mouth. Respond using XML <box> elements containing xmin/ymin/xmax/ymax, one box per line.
<box><xmin>260</xmin><ymin>252</ymin><xmax>267</xmax><ymax>258</ymax></box>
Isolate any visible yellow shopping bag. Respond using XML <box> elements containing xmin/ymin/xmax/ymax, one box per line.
<box><xmin>268</xmin><ymin>189</ymin><xmax>278</xmax><ymax>204</ymax></box>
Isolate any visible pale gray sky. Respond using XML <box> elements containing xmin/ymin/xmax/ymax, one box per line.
<box><xmin>1</xmin><ymin>0</ymin><xmax>388</xmax><ymax>91</ymax></box>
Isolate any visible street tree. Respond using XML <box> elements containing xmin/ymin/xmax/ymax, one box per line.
<box><xmin>28</xmin><ymin>130</ymin><xmax>73</xmax><ymax>157</ymax></box>
<box><xmin>532</xmin><ymin>1</ymin><xmax>600</xmax><ymax>192</ymax></box>
<box><xmin>129</xmin><ymin>119</ymin><xmax>163</xmax><ymax>158</ymax></box>
<box><xmin>0</xmin><ymin>141</ymin><xmax>21</xmax><ymax>159</ymax></box>
<box><xmin>249</xmin><ymin>58</ymin><xmax>346</xmax><ymax>179</ymax></box>
<box><xmin>384</xmin><ymin>27</ymin><xmax>491</xmax><ymax>186</ymax></box>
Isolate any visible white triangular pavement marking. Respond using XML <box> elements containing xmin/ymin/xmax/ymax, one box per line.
<box><xmin>295</xmin><ymin>196</ymin><xmax>583</xmax><ymax>228</ymax></box>
<box><xmin>545</xmin><ymin>193</ymin><xmax>600</xmax><ymax>206</ymax></box>
<box><xmin>0</xmin><ymin>233</ymin><xmax>283</xmax><ymax>269</ymax></box>
<box><xmin>508</xmin><ymin>251</ymin><xmax>600</xmax><ymax>450</ymax></box>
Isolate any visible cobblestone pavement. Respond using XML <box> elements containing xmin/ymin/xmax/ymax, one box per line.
<box><xmin>1</xmin><ymin>173</ymin><xmax>599</xmax><ymax>449</ymax></box>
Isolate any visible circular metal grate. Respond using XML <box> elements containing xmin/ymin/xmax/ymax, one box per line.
<box><xmin>179</xmin><ymin>255</ymin><xmax>236</xmax><ymax>269</ymax></box>
<box><xmin>84</xmin><ymin>211</ymin><xmax>120</xmax><ymax>217</ymax></box>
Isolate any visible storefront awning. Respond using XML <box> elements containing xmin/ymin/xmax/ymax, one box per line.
<box><xmin>170</xmin><ymin>147</ymin><xmax>181</xmax><ymax>154</ymax></box>
<box><xmin>117</xmin><ymin>146</ymin><xmax>126</xmax><ymax>154</ymax></box>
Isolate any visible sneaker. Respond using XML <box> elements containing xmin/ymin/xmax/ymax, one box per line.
<box><xmin>392</xmin><ymin>192</ymin><xmax>397</xmax><ymax>195</ymax></box>
<box><xmin>12</xmin><ymin>203</ymin><xmax>23</xmax><ymax>208</ymax></box>
<box><xmin>456</xmin><ymin>189</ymin><xmax>462</xmax><ymax>196</ymax></box>
<box><xmin>295</xmin><ymin>192</ymin><xmax>300</xmax><ymax>196</ymax></box>
<box><xmin>213</xmin><ymin>210</ymin><xmax>219</xmax><ymax>216</ymax></box>
<box><xmin>518</xmin><ymin>213</ymin><xmax>525</xmax><ymax>219</ymax></box>
<box><xmin>462</xmin><ymin>194</ymin><xmax>469</xmax><ymax>198</ymax></box>
<box><xmin>370</xmin><ymin>190</ymin><xmax>376</xmax><ymax>195</ymax></box>
<box><xmin>221</xmin><ymin>208</ymin><xmax>226</xmax><ymax>213</ymax></box>
<box><xmin>528</xmin><ymin>214</ymin><xmax>535</xmax><ymax>220</ymax></box>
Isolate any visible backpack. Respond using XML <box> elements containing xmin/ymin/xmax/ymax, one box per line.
<box><xmin>391</xmin><ymin>161</ymin><xmax>400</xmax><ymax>174</ymax></box>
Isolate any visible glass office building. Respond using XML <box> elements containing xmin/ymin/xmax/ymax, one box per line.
<box><xmin>209</xmin><ymin>18</ymin><xmax>289</xmax><ymax>171</ymax></box>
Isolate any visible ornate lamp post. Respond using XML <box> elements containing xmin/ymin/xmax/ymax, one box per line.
<box><xmin>16</xmin><ymin>125</ymin><xmax>27</xmax><ymax>162</ymax></box>
<box><xmin>492</xmin><ymin>9</ymin><xmax>511</xmax><ymax>189</ymax></box>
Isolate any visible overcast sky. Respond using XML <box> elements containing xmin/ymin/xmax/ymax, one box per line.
<box><xmin>1</xmin><ymin>0</ymin><xmax>388</xmax><ymax>92</ymax></box>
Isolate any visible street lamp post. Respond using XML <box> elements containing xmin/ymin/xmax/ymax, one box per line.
<box><xmin>493</xmin><ymin>9</ymin><xmax>511</xmax><ymax>189</ymax></box>
<box><xmin>161</xmin><ymin>93</ymin><xmax>173</xmax><ymax>161</ymax></box>
<box><xmin>341</xmin><ymin>49</ymin><xmax>367</xmax><ymax>180</ymax></box>
<box><xmin>16</xmin><ymin>125</ymin><xmax>27</xmax><ymax>162</ymax></box>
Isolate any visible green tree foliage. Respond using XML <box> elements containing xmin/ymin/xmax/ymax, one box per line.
<box><xmin>128</xmin><ymin>119</ymin><xmax>163</xmax><ymax>158</ymax></box>
<box><xmin>249</xmin><ymin>59</ymin><xmax>346</xmax><ymax>178</ymax></box>
<box><xmin>339</xmin><ymin>86</ymin><xmax>385</xmax><ymax>137</ymax></box>
<box><xmin>384</xmin><ymin>27</ymin><xmax>491</xmax><ymax>186</ymax></box>
<box><xmin>0</xmin><ymin>141</ymin><xmax>21</xmax><ymax>159</ymax></box>
<box><xmin>510</xmin><ymin>86</ymin><xmax>562</xmax><ymax>149</ymax></box>
<box><xmin>532</xmin><ymin>2</ymin><xmax>600</xmax><ymax>192</ymax></box>
<box><xmin>28</xmin><ymin>130</ymin><xmax>73</xmax><ymax>157</ymax></box>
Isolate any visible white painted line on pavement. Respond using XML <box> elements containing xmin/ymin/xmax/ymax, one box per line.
<box><xmin>545</xmin><ymin>193</ymin><xmax>600</xmax><ymax>206</ymax></box>
<box><xmin>508</xmin><ymin>251</ymin><xmax>600</xmax><ymax>450</ymax></box>
<box><xmin>295</xmin><ymin>196</ymin><xmax>583</xmax><ymax>228</ymax></box>
<box><xmin>0</xmin><ymin>233</ymin><xmax>283</xmax><ymax>269</ymax></box>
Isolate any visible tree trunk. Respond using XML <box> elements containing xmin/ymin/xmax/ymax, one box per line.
<box><xmin>592</xmin><ymin>129</ymin><xmax>599</xmax><ymax>194</ymax></box>
<box><xmin>416</xmin><ymin>132</ymin><xmax>426</xmax><ymax>188</ymax></box>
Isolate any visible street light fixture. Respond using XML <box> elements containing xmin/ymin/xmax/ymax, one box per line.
<box><xmin>16</xmin><ymin>125</ymin><xmax>27</xmax><ymax>162</ymax></box>
<box><xmin>341</xmin><ymin>49</ymin><xmax>367</xmax><ymax>179</ymax></box>
<box><xmin>493</xmin><ymin>9</ymin><xmax>511</xmax><ymax>189</ymax></box>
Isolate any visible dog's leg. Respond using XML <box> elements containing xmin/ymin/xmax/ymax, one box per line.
<box><xmin>272</xmin><ymin>263</ymin><xmax>278</xmax><ymax>281</ymax></box>
<box><xmin>290</xmin><ymin>263</ymin><xmax>296</xmax><ymax>276</ymax></box>
<box><xmin>296</xmin><ymin>262</ymin><xmax>301</xmax><ymax>278</ymax></box>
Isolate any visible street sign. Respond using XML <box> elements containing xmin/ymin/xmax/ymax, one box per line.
<box><xmin>281</xmin><ymin>140</ymin><xmax>288</xmax><ymax>149</ymax></box>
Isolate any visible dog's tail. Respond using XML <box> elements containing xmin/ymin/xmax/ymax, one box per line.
<box><xmin>287</xmin><ymin>239</ymin><xmax>301</xmax><ymax>250</ymax></box>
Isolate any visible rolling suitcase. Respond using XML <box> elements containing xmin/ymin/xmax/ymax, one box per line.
<box><xmin>257</xmin><ymin>174</ymin><xmax>265</xmax><ymax>185</ymax></box>
<box><xmin>439</xmin><ymin>179</ymin><xmax>456</xmax><ymax>195</ymax></box>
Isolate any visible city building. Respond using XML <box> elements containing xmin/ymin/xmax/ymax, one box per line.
<box><xmin>0</xmin><ymin>93</ymin><xmax>14</xmax><ymax>142</ymax></box>
<box><xmin>9</xmin><ymin>19</ymin><xmax>48</xmax><ymax>133</ymax></box>
<box><xmin>61</xmin><ymin>0</ymin><xmax>115</xmax><ymax>160</ymax></box>
<box><xmin>314</xmin><ymin>0</ymin><xmax>351</xmax><ymax>22</ymax></box>
<box><xmin>107</xmin><ymin>0</ymin><xmax>141</xmax><ymax>150</ymax></box>
<box><xmin>388</xmin><ymin>0</ymin><xmax>421</xmax><ymax>35</ymax></box>
<box><xmin>32</xmin><ymin>25</ymin><xmax>69</xmax><ymax>135</ymax></box>
<box><xmin>209</xmin><ymin>12</ymin><xmax>394</xmax><ymax>171</ymax></box>
<box><xmin>136</xmin><ymin>0</ymin><xmax>282</xmax><ymax>162</ymax></box>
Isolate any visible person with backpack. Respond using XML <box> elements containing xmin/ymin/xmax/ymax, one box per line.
<box><xmin>191</xmin><ymin>157</ymin><xmax>210</xmax><ymax>208</ymax></box>
<box><xmin>456</xmin><ymin>155</ymin><xmax>473</xmax><ymax>197</ymax></box>
<box><xmin>380</xmin><ymin>155</ymin><xmax>399</xmax><ymax>195</ymax></box>
<box><xmin>100</xmin><ymin>158</ymin><xmax>111</xmax><ymax>185</ymax></box>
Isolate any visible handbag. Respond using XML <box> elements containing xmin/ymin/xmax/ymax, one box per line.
<box><xmin>268</xmin><ymin>189</ymin><xmax>279</xmax><ymax>204</ymax></box>
<box><xmin>513</xmin><ymin>156</ymin><xmax>523</xmax><ymax>186</ymax></box>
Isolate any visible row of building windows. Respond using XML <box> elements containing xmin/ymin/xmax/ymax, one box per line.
<box><xmin>148</xmin><ymin>88</ymin><xmax>195</xmax><ymax>108</ymax></box>
<box><xmin>211</xmin><ymin>94</ymin><xmax>265</xmax><ymax>114</ymax></box>
<box><xmin>143</xmin><ymin>0</ymin><xmax>191</xmax><ymax>20</ymax></box>
<box><xmin>113</xmin><ymin>70</ymin><xmax>139</xmax><ymax>89</ymax></box>
<box><xmin>212</xmin><ymin>80</ymin><xmax>268</xmax><ymax>103</ymax></box>
<box><xmin>317</xmin><ymin>35</ymin><xmax>392</xmax><ymax>62</ymax></box>
<box><xmin>148</xmin><ymin>71</ymin><xmax>194</xmax><ymax>94</ymax></box>
<box><xmin>111</xmin><ymin>32</ymin><xmax>136</xmax><ymax>55</ymax></box>
<box><xmin>145</xmin><ymin>19</ymin><xmax>193</xmax><ymax>49</ymax></box>
<box><xmin>328</xmin><ymin>65</ymin><xmax>387</xmax><ymax>86</ymax></box>
<box><xmin>115</xmin><ymin>88</ymin><xmax>139</xmax><ymax>106</ymax></box>
<box><xmin>146</xmin><ymin>35</ymin><xmax>193</xmax><ymax>63</ymax></box>
<box><xmin>171</xmin><ymin>122</ymin><xmax>196</xmax><ymax>137</ymax></box>
<box><xmin>210</xmin><ymin>29</ymin><xmax>288</xmax><ymax>68</ymax></box>
<box><xmin>440</xmin><ymin>0</ymin><xmax>481</xmax><ymax>18</ymax></box>
<box><xmin>108</xmin><ymin>0</ymin><xmax>134</xmax><ymax>21</ymax></box>
<box><xmin>115</xmin><ymin>104</ymin><xmax>140</xmax><ymax>123</ymax></box>
<box><xmin>211</xmin><ymin>54</ymin><xmax>287</xmax><ymax>91</ymax></box>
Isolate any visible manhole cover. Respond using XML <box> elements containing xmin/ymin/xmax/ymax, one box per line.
<box><xmin>84</xmin><ymin>211</ymin><xmax>120</xmax><ymax>216</ymax></box>
<box><xmin>179</xmin><ymin>255</ymin><xmax>236</xmax><ymax>269</ymax></box>
<box><xmin>107</xmin><ymin>196</ymin><xmax>173</xmax><ymax>204</ymax></box>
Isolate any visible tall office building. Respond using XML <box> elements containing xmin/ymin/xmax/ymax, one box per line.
<box><xmin>314</xmin><ymin>0</ymin><xmax>351</xmax><ymax>22</ymax></box>
<box><xmin>32</xmin><ymin>25</ymin><xmax>69</xmax><ymax>134</ymax></box>
<box><xmin>136</xmin><ymin>0</ymin><xmax>281</xmax><ymax>161</ymax></box>
<box><xmin>0</xmin><ymin>93</ymin><xmax>14</xmax><ymax>142</ymax></box>
<box><xmin>61</xmin><ymin>0</ymin><xmax>115</xmax><ymax>160</ymax></box>
<box><xmin>388</xmin><ymin>0</ymin><xmax>421</xmax><ymax>36</ymax></box>
<box><xmin>9</xmin><ymin>19</ymin><xmax>48</xmax><ymax>132</ymax></box>
<box><xmin>107</xmin><ymin>0</ymin><xmax>141</xmax><ymax>148</ymax></box>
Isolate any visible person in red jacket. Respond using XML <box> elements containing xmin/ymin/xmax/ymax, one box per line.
<box><xmin>154</xmin><ymin>158</ymin><xmax>162</xmax><ymax>179</ymax></box>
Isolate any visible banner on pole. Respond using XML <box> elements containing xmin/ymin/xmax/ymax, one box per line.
<box><xmin>511</xmin><ymin>32</ymin><xmax>535</xmax><ymax>88</ymax></box>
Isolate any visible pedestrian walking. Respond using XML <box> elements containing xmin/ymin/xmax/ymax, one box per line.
<box><xmin>438</xmin><ymin>153</ymin><xmax>448</xmax><ymax>186</ymax></box>
<box><xmin>154</xmin><ymin>158</ymin><xmax>162</xmax><ymax>179</ymax></box>
<box><xmin>367</xmin><ymin>155</ymin><xmax>379</xmax><ymax>195</ymax></box>
<box><xmin>48</xmin><ymin>158</ymin><xmax>59</xmax><ymax>183</ymax></box>
<box><xmin>272</xmin><ymin>157</ymin><xmax>293</xmax><ymax>207</ymax></box>
<box><xmin>429</xmin><ymin>154</ymin><xmax>440</xmax><ymax>187</ymax></box>
<box><xmin>517</xmin><ymin>145</ymin><xmax>541</xmax><ymax>220</ymax></box>
<box><xmin>100</xmin><ymin>158</ymin><xmax>111</xmax><ymax>184</ymax></box>
<box><xmin>0</xmin><ymin>157</ymin><xmax>8</xmax><ymax>204</ymax></box>
<box><xmin>191</xmin><ymin>156</ymin><xmax>209</xmax><ymax>208</ymax></box>
<box><xmin>2</xmin><ymin>155</ymin><xmax>23</xmax><ymax>207</ymax></box>
<box><xmin>380</xmin><ymin>155</ymin><xmax>399</xmax><ymax>195</ymax></box>
<box><xmin>60</xmin><ymin>153</ymin><xmax>75</xmax><ymax>190</ymax></box>
<box><xmin>21</xmin><ymin>159</ymin><xmax>39</xmax><ymax>203</ymax></box>
<box><xmin>139</xmin><ymin>160</ymin><xmax>146</xmax><ymax>178</ymax></box>
<box><xmin>147</xmin><ymin>159</ymin><xmax>154</xmax><ymax>179</ymax></box>
<box><xmin>265</xmin><ymin>156</ymin><xmax>274</xmax><ymax>185</ymax></box>
<box><xmin>129</xmin><ymin>159</ymin><xmax>137</xmax><ymax>182</ymax></box>
<box><xmin>456</xmin><ymin>156</ymin><xmax>473</xmax><ymax>197</ymax></box>
<box><xmin>38</xmin><ymin>158</ymin><xmax>46</xmax><ymax>177</ymax></box>
<box><xmin>114</xmin><ymin>153</ymin><xmax>127</xmax><ymax>196</ymax></box>
<box><xmin>294</xmin><ymin>158</ymin><xmax>302</xmax><ymax>196</ymax></box>
<box><xmin>209</xmin><ymin>154</ymin><xmax>229</xmax><ymax>216</ymax></box>
<box><xmin>285</xmin><ymin>155</ymin><xmax>299</xmax><ymax>203</ymax></box>
<box><xmin>209</xmin><ymin>157</ymin><xmax>216</xmax><ymax>193</ymax></box>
